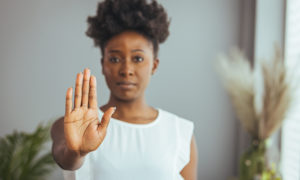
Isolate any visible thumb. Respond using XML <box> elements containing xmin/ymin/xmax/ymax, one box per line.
<box><xmin>98</xmin><ymin>107</ymin><xmax>116</xmax><ymax>131</ymax></box>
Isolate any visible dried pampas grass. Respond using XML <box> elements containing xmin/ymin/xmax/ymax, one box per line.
<box><xmin>259</xmin><ymin>47</ymin><xmax>291</xmax><ymax>140</ymax></box>
<box><xmin>216</xmin><ymin>47</ymin><xmax>293</xmax><ymax>140</ymax></box>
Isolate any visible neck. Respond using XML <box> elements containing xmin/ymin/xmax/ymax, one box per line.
<box><xmin>101</xmin><ymin>93</ymin><xmax>154</xmax><ymax>120</ymax></box>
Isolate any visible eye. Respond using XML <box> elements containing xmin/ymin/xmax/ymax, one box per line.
<box><xmin>109</xmin><ymin>57</ymin><xmax>120</xmax><ymax>63</ymax></box>
<box><xmin>133</xmin><ymin>56</ymin><xmax>144</xmax><ymax>63</ymax></box>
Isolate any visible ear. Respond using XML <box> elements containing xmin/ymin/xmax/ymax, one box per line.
<box><xmin>151</xmin><ymin>58</ymin><xmax>159</xmax><ymax>75</ymax></box>
<box><xmin>101</xmin><ymin>58</ymin><xmax>104</xmax><ymax>75</ymax></box>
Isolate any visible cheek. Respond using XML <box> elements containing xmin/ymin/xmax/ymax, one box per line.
<box><xmin>142</xmin><ymin>61</ymin><xmax>153</xmax><ymax>74</ymax></box>
<box><xmin>103</xmin><ymin>67</ymin><xmax>111</xmax><ymax>76</ymax></box>
<box><xmin>103</xmin><ymin>67</ymin><xmax>117</xmax><ymax>87</ymax></box>
<box><xmin>103</xmin><ymin>65</ymin><xmax>116</xmax><ymax>77</ymax></box>
<box><xmin>138</xmin><ymin>65</ymin><xmax>153</xmax><ymax>83</ymax></box>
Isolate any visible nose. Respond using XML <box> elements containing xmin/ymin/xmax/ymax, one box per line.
<box><xmin>119</xmin><ymin>60</ymin><xmax>134</xmax><ymax>77</ymax></box>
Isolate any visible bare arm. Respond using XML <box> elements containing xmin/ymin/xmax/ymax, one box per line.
<box><xmin>180</xmin><ymin>134</ymin><xmax>198</xmax><ymax>180</ymax></box>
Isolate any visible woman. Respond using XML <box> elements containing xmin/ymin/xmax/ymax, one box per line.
<box><xmin>51</xmin><ymin>0</ymin><xmax>198</xmax><ymax>179</ymax></box>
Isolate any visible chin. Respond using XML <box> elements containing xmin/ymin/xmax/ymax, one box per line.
<box><xmin>116</xmin><ymin>96</ymin><xmax>137</xmax><ymax>103</ymax></box>
<box><xmin>114</xmin><ymin>92</ymin><xmax>139</xmax><ymax>102</ymax></box>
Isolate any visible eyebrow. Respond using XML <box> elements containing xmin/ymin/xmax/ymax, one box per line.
<box><xmin>108</xmin><ymin>49</ymin><xmax>121</xmax><ymax>53</ymax></box>
<box><xmin>108</xmin><ymin>49</ymin><xmax>145</xmax><ymax>53</ymax></box>
<box><xmin>131</xmin><ymin>49</ymin><xmax>145</xmax><ymax>53</ymax></box>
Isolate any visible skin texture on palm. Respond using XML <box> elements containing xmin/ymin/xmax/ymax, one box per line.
<box><xmin>51</xmin><ymin>68</ymin><xmax>116</xmax><ymax>170</ymax></box>
<box><xmin>64</xmin><ymin>69</ymin><xmax>115</xmax><ymax>156</ymax></box>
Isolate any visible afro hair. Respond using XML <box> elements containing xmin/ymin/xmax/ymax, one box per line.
<box><xmin>86</xmin><ymin>0</ymin><xmax>170</xmax><ymax>57</ymax></box>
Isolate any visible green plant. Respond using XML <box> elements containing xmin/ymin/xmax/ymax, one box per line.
<box><xmin>0</xmin><ymin>122</ymin><xmax>55</xmax><ymax>180</ymax></box>
<box><xmin>239</xmin><ymin>139</ymin><xmax>266</xmax><ymax>180</ymax></box>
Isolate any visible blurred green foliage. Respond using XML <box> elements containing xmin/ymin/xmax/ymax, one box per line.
<box><xmin>239</xmin><ymin>139</ymin><xmax>282</xmax><ymax>180</ymax></box>
<box><xmin>0</xmin><ymin>122</ymin><xmax>55</xmax><ymax>180</ymax></box>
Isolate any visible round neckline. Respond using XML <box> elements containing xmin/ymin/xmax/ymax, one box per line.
<box><xmin>97</xmin><ymin>108</ymin><xmax>161</xmax><ymax>128</ymax></box>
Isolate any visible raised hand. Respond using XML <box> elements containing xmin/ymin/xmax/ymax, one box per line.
<box><xmin>64</xmin><ymin>68</ymin><xmax>115</xmax><ymax>156</ymax></box>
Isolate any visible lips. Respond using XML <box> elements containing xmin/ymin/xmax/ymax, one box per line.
<box><xmin>116</xmin><ymin>81</ymin><xmax>136</xmax><ymax>89</ymax></box>
<box><xmin>117</xmin><ymin>81</ymin><xmax>137</xmax><ymax>85</ymax></box>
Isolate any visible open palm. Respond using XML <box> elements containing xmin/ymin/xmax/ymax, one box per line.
<box><xmin>64</xmin><ymin>68</ymin><xmax>115</xmax><ymax>156</ymax></box>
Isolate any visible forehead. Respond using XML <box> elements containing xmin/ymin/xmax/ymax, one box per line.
<box><xmin>104</xmin><ymin>31</ymin><xmax>153</xmax><ymax>52</ymax></box>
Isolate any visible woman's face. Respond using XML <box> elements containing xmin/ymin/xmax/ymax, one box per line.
<box><xmin>101</xmin><ymin>31</ymin><xmax>159</xmax><ymax>102</ymax></box>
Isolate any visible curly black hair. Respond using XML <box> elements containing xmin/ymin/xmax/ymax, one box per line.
<box><xmin>86</xmin><ymin>0</ymin><xmax>170</xmax><ymax>58</ymax></box>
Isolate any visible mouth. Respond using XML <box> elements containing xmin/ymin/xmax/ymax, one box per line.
<box><xmin>116</xmin><ymin>81</ymin><xmax>137</xmax><ymax>89</ymax></box>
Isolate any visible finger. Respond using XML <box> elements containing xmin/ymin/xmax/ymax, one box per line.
<box><xmin>98</xmin><ymin>107</ymin><xmax>116</xmax><ymax>131</ymax></box>
<box><xmin>74</xmin><ymin>72</ymin><xmax>83</xmax><ymax>109</ymax></box>
<box><xmin>81</xmin><ymin>68</ymin><xmax>91</xmax><ymax>108</ymax></box>
<box><xmin>65</xmin><ymin>87</ymin><xmax>73</xmax><ymax>117</ymax></box>
<box><xmin>88</xmin><ymin>75</ymin><xmax>98</xmax><ymax>109</ymax></box>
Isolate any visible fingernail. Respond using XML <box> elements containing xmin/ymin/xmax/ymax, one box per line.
<box><xmin>113</xmin><ymin>107</ymin><xmax>116</xmax><ymax>111</ymax></box>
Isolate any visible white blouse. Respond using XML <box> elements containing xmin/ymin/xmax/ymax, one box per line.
<box><xmin>62</xmin><ymin>108</ymin><xmax>194</xmax><ymax>180</ymax></box>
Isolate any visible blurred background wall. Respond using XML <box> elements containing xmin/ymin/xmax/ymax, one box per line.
<box><xmin>0</xmin><ymin>0</ymin><xmax>242</xmax><ymax>179</ymax></box>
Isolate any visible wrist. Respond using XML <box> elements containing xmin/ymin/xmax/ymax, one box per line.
<box><xmin>64</xmin><ymin>146</ymin><xmax>86</xmax><ymax>159</ymax></box>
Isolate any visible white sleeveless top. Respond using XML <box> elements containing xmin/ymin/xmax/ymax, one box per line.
<box><xmin>62</xmin><ymin>108</ymin><xmax>194</xmax><ymax>180</ymax></box>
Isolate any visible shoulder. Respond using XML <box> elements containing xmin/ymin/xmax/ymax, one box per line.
<box><xmin>158</xmin><ymin>108</ymin><xmax>194</xmax><ymax>129</ymax></box>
